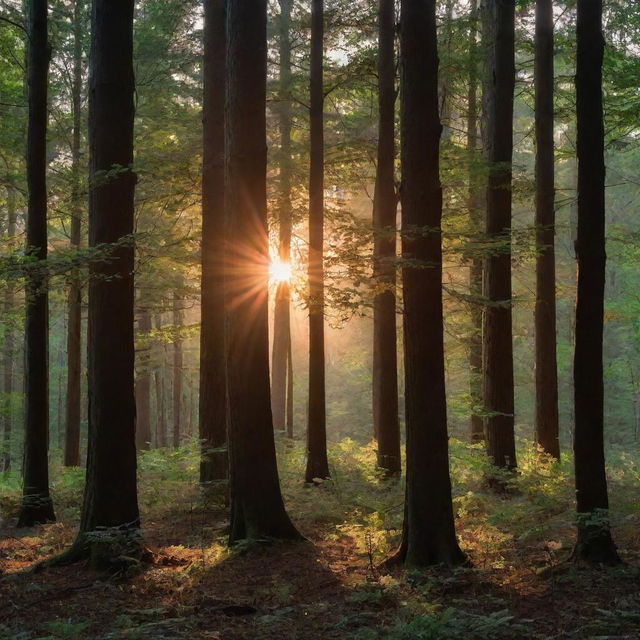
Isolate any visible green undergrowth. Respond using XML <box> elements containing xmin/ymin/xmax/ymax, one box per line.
<box><xmin>2</xmin><ymin>437</ymin><xmax>639</xmax><ymax>639</ymax></box>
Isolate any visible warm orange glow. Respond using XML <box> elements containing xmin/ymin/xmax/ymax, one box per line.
<box><xmin>269</xmin><ymin>259</ymin><xmax>292</xmax><ymax>283</ymax></box>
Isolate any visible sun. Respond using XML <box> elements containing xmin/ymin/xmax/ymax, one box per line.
<box><xmin>269</xmin><ymin>259</ymin><xmax>292</xmax><ymax>283</ymax></box>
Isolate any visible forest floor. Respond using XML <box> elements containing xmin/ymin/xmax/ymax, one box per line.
<box><xmin>1</xmin><ymin>438</ymin><xmax>639</xmax><ymax>639</ymax></box>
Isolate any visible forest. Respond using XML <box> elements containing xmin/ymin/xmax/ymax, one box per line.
<box><xmin>0</xmin><ymin>0</ymin><xmax>639</xmax><ymax>638</ymax></box>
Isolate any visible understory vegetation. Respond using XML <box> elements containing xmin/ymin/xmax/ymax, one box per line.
<box><xmin>1</xmin><ymin>439</ymin><xmax>639</xmax><ymax>639</ymax></box>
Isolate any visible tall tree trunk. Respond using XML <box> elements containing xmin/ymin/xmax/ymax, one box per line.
<box><xmin>372</xmin><ymin>0</ymin><xmax>400</xmax><ymax>475</ymax></box>
<box><xmin>305</xmin><ymin>0</ymin><xmax>329</xmax><ymax>484</ymax></box>
<box><xmin>226</xmin><ymin>0</ymin><xmax>301</xmax><ymax>543</ymax></box>
<box><xmin>396</xmin><ymin>0</ymin><xmax>466</xmax><ymax>567</ymax></box>
<box><xmin>1</xmin><ymin>188</ymin><xmax>17</xmax><ymax>473</ymax></box>
<box><xmin>172</xmin><ymin>292</ymin><xmax>183</xmax><ymax>448</ymax></box>
<box><xmin>18</xmin><ymin>0</ymin><xmax>56</xmax><ymax>527</ymax></box>
<box><xmin>572</xmin><ymin>0</ymin><xmax>620</xmax><ymax>565</ymax></box>
<box><xmin>64</xmin><ymin>0</ymin><xmax>85</xmax><ymax>468</ymax></box>
<box><xmin>467</xmin><ymin>0</ymin><xmax>484</xmax><ymax>443</ymax></box>
<box><xmin>481</xmin><ymin>0</ymin><xmax>517</xmax><ymax>471</ymax></box>
<box><xmin>135</xmin><ymin>310</ymin><xmax>152</xmax><ymax>450</ymax></box>
<box><xmin>286</xmin><ymin>329</ymin><xmax>294</xmax><ymax>437</ymax></box>
<box><xmin>271</xmin><ymin>0</ymin><xmax>294</xmax><ymax>435</ymax></box>
<box><xmin>71</xmin><ymin>0</ymin><xmax>140</xmax><ymax>564</ymax></box>
<box><xmin>534</xmin><ymin>0</ymin><xmax>559</xmax><ymax>459</ymax></box>
<box><xmin>200</xmin><ymin>0</ymin><xmax>227</xmax><ymax>485</ymax></box>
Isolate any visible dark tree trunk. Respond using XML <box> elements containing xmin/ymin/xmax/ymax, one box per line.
<box><xmin>467</xmin><ymin>0</ymin><xmax>484</xmax><ymax>443</ymax></box>
<box><xmin>64</xmin><ymin>0</ymin><xmax>85</xmax><ymax>468</ymax></box>
<box><xmin>372</xmin><ymin>0</ymin><xmax>400</xmax><ymax>475</ymax></box>
<box><xmin>396</xmin><ymin>0</ymin><xmax>466</xmax><ymax>567</ymax></box>
<box><xmin>18</xmin><ymin>0</ymin><xmax>56</xmax><ymax>527</ymax></box>
<box><xmin>172</xmin><ymin>292</ymin><xmax>183</xmax><ymax>448</ymax></box>
<box><xmin>286</xmin><ymin>330</ymin><xmax>294</xmax><ymax>437</ymax></box>
<box><xmin>534</xmin><ymin>0</ymin><xmax>559</xmax><ymax>460</ymax></box>
<box><xmin>72</xmin><ymin>0</ymin><xmax>140</xmax><ymax>563</ymax></box>
<box><xmin>572</xmin><ymin>0</ymin><xmax>620</xmax><ymax>565</ymax></box>
<box><xmin>200</xmin><ymin>0</ymin><xmax>228</xmax><ymax>485</ymax></box>
<box><xmin>226</xmin><ymin>0</ymin><xmax>301</xmax><ymax>543</ymax></box>
<box><xmin>305</xmin><ymin>0</ymin><xmax>329</xmax><ymax>484</ymax></box>
<box><xmin>1</xmin><ymin>188</ymin><xmax>17</xmax><ymax>473</ymax></box>
<box><xmin>481</xmin><ymin>0</ymin><xmax>517</xmax><ymax>470</ymax></box>
<box><xmin>271</xmin><ymin>0</ymin><xmax>294</xmax><ymax>435</ymax></box>
<box><xmin>135</xmin><ymin>311</ymin><xmax>152</xmax><ymax>450</ymax></box>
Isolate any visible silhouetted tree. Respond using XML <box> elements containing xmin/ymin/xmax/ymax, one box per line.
<box><xmin>305</xmin><ymin>0</ymin><xmax>330</xmax><ymax>484</ymax></box>
<box><xmin>372</xmin><ymin>0</ymin><xmax>400</xmax><ymax>476</ymax></box>
<box><xmin>481</xmin><ymin>0</ymin><xmax>517</xmax><ymax>470</ymax></box>
<box><xmin>395</xmin><ymin>0</ymin><xmax>466</xmax><ymax>567</ymax></box>
<box><xmin>18</xmin><ymin>0</ymin><xmax>56</xmax><ymax>527</ymax></box>
<box><xmin>226</xmin><ymin>0</ymin><xmax>301</xmax><ymax>543</ymax></box>
<box><xmin>534</xmin><ymin>0</ymin><xmax>559</xmax><ymax>459</ymax></box>
<box><xmin>272</xmin><ymin>0</ymin><xmax>294</xmax><ymax>436</ymax></box>
<box><xmin>199</xmin><ymin>0</ymin><xmax>228</xmax><ymax>485</ymax></box>
<box><xmin>572</xmin><ymin>0</ymin><xmax>620</xmax><ymax>565</ymax></box>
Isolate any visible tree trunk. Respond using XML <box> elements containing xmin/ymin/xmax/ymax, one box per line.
<box><xmin>172</xmin><ymin>292</ymin><xmax>183</xmax><ymax>448</ymax></box>
<box><xmin>372</xmin><ymin>0</ymin><xmax>400</xmax><ymax>475</ymax></box>
<box><xmin>18</xmin><ymin>0</ymin><xmax>56</xmax><ymax>527</ymax></box>
<box><xmin>305</xmin><ymin>0</ymin><xmax>329</xmax><ymax>484</ymax></box>
<box><xmin>271</xmin><ymin>0</ymin><xmax>294</xmax><ymax>435</ymax></box>
<box><xmin>72</xmin><ymin>0</ymin><xmax>140</xmax><ymax>564</ymax></box>
<box><xmin>1</xmin><ymin>188</ymin><xmax>17</xmax><ymax>473</ymax></box>
<box><xmin>135</xmin><ymin>310</ymin><xmax>152</xmax><ymax>450</ymax></box>
<box><xmin>481</xmin><ymin>0</ymin><xmax>517</xmax><ymax>471</ymax></box>
<box><xmin>572</xmin><ymin>0</ymin><xmax>620</xmax><ymax>565</ymax></box>
<box><xmin>396</xmin><ymin>0</ymin><xmax>466</xmax><ymax>567</ymax></box>
<box><xmin>467</xmin><ymin>0</ymin><xmax>484</xmax><ymax>443</ymax></box>
<box><xmin>533</xmin><ymin>0</ymin><xmax>559</xmax><ymax>459</ymax></box>
<box><xmin>226</xmin><ymin>0</ymin><xmax>301</xmax><ymax>543</ymax></box>
<box><xmin>200</xmin><ymin>0</ymin><xmax>228</xmax><ymax>485</ymax></box>
<box><xmin>64</xmin><ymin>0</ymin><xmax>85</xmax><ymax>468</ymax></box>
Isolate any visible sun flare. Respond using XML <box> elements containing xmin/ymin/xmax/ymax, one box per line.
<box><xmin>269</xmin><ymin>259</ymin><xmax>292</xmax><ymax>283</ymax></box>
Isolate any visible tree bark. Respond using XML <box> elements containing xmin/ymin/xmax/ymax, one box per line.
<box><xmin>226</xmin><ymin>0</ymin><xmax>301</xmax><ymax>543</ymax></box>
<box><xmin>64</xmin><ymin>0</ymin><xmax>85</xmax><ymax>468</ymax></box>
<box><xmin>18</xmin><ymin>0</ymin><xmax>56</xmax><ymax>527</ymax></box>
<box><xmin>372</xmin><ymin>0</ymin><xmax>400</xmax><ymax>475</ymax></box>
<box><xmin>396</xmin><ymin>0</ymin><xmax>466</xmax><ymax>567</ymax></box>
<box><xmin>1</xmin><ymin>188</ymin><xmax>17</xmax><ymax>473</ymax></box>
<box><xmin>572</xmin><ymin>0</ymin><xmax>620</xmax><ymax>565</ymax></box>
<box><xmin>305</xmin><ymin>0</ymin><xmax>330</xmax><ymax>484</ymax></box>
<box><xmin>73</xmin><ymin>0</ymin><xmax>140</xmax><ymax>564</ymax></box>
<box><xmin>467</xmin><ymin>0</ymin><xmax>484</xmax><ymax>443</ymax></box>
<box><xmin>481</xmin><ymin>0</ymin><xmax>517</xmax><ymax>471</ymax></box>
<box><xmin>135</xmin><ymin>310</ymin><xmax>152</xmax><ymax>450</ymax></box>
<box><xmin>271</xmin><ymin>0</ymin><xmax>294</xmax><ymax>435</ymax></box>
<box><xmin>534</xmin><ymin>0</ymin><xmax>559</xmax><ymax>460</ymax></box>
<box><xmin>172</xmin><ymin>292</ymin><xmax>183</xmax><ymax>448</ymax></box>
<box><xmin>200</xmin><ymin>0</ymin><xmax>228</xmax><ymax>485</ymax></box>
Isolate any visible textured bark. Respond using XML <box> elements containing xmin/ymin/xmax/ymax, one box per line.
<box><xmin>396</xmin><ymin>0</ymin><xmax>466</xmax><ymax>567</ymax></box>
<box><xmin>135</xmin><ymin>311</ymin><xmax>152</xmax><ymax>450</ymax></box>
<box><xmin>271</xmin><ymin>0</ymin><xmax>294</xmax><ymax>435</ymax></box>
<box><xmin>572</xmin><ymin>0</ymin><xmax>620</xmax><ymax>565</ymax></box>
<box><xmin>305</xmin><ymin>0</ymin><xmax>330</xmax><ymax>484</ymax></box>
<box><xmin>18</xmin><ymin>0</ymin><xmax>56</xmax><ymax>527</ymax></box>
<box><xmin>64</xmin><ymin>0</ymin><xmax>85</xmax><ymax>468</ymax></box>
<box><xmin>226</xmin><ymin>0</ymin><xmax>301</xmax><ymax>543</ymax></box>
<box><xmin>372</xmin><ymin>0</ymin><xmax>400</xmax><ymax>475</ymax></box>
<box><xmin>534</xmin><ymin>0</ymin><xmax>559</xmax><ymax>460</ymax></box>
<box><xmin>75</xmin><ymin>0</ymin><xmax>140</xmax><ymax>562</ymax></box>
<box><xmin>1</xmin><ymin>188</ymin><xmax>17</xmax><ymax>473</ymax></box>
<box><xmin>172</xmin><ymin>293</ymin><xmax>183</xmax><ymax>448</ymax></box>
<box><xmin>481</xmin><ymin>0</ymin><xmax>517</xmax><ymax>470</ymax></box>
<box><xmin>467</xmin><ymin>0</ymin><xmax>484</xmax><ymax>443</ymax></box>
<box><xmin>200</xmin><ymin>0</ymin><xmax>227</xmax><ymax>485</ymax></box>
